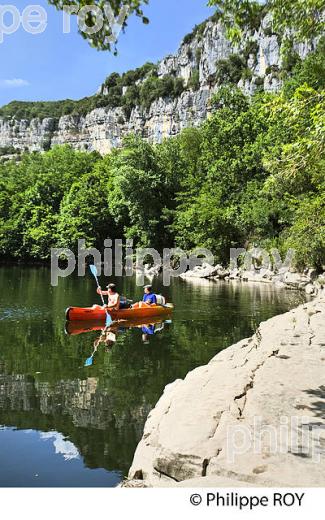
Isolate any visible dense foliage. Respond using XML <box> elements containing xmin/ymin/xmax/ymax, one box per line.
<box><xmin>0</xmin><ymin>41</ymin><xmax>324</xmax><ymax>269</ymax></box>
<box><xmin>0</xmin><ymin>145</ymin><xmax>20</xmax><ymax>156</ymax></box>
<box><xmin>0</xmin><ymin>98</ymin><xmax>107</xmax><ymax>120</ymax></box>
<box><xmin>209</xmin><ymin>0</ymin><xmax>324</xmax><ymax>43</ymax></box>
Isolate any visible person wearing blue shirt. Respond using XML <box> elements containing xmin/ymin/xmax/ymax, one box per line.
<box><xmin>143</xmin><ymin>285</ymin><xmax>157</xmax><ymax>305</ymax></box>
<box><xmin>142</xmin><ymin>323</ymin><xmax>155</xmax><ymax>344</ymax></box>
<box><xmin>142</xmin><ymin>324</ymin><xmax>155</xmax><ymax>335</ymax></box>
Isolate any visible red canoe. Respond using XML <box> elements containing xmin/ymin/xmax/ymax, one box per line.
<box><xmin>65</xmin><ymin>315</ymin><xmax>170</xmax><ymax>336</ymax></box>
<box><xmin>65</xmin><ymin>302</ymin><xmax>174</xmax><ymax>322</ymax></box>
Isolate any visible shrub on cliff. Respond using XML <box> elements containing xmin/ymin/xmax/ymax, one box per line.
<box><xmin>188</xmin><ymin>70</ymin><xmax>200</xmax><ymax>91</ymax></box>
<box><xmin>215</xmin><ymin>54</ymin><xmax>247</xmax><ymax>85</ymax></box>
<box><xmin>139</xmin><ymin>75</ymin><xmax>184</xmax><ymax>110</ymax></box>
<box><xmin>0</xmin><ymin>146</ymin><xmax>19</xmax><ymax>156</ymax></box>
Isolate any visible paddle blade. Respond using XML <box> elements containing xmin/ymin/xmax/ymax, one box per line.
<box><xmin>89</xmin><ymin>265</ymin><xmax>98</xmax><ymax>278</ymax></box>
<box><xmin>106</xmin><ymin>313</ymin><xmax>113</xmax><ymax>326</ymax></box>
<box><xmin>84</xmin><ymin>356</ymin><xmax>93</xmax><ymax>367</ymax></box>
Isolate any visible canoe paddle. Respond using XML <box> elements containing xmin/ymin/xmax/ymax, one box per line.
<box><xmin>84</xmin><ymin>353</ymin><xmax>95</xmax><ymax>367</ymax></box>
<box><xmin>89</xmin><ymin>265</ymin><xmax>112</xmax><ymax>326</ymax></box>
<box><xmin>84</xmin><ymin>344</ymin><xmax>98</xmax><ymax>367</ymax></box>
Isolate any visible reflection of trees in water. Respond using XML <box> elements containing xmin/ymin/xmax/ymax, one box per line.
<box><xmin>172</xmin><ymin>278</ymin><xmax>307</xmax><ymax>307</ymax></box>
<box><xmin>0</xmin><ymin>373</ymin><xmax>150</xmax><ymax>474</ymax></box>
<box><xmin>0</xmin><ymin>267</ymin><xmax>306</xmax><ymax>476</ymax></box>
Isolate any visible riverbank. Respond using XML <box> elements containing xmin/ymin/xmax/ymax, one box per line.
<box><xmin>125</xmin><ymin>289</ymin><xmax>325</xmax><ymax>487</ymax></box>
<box><xmin>179</xmin><ymin>263</ymin><xmax>325</xmax><ymax>297</ymax></box>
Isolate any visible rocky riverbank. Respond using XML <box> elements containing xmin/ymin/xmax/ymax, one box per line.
<box><xmin>180</xmin><ymin>263</ymin><xmax>325</xmax><ymax>297</ymax></box>
<box><xmin>124</xmin><ymin>289</ymin><xmax>325</xmax><ymax>487</ymax></box>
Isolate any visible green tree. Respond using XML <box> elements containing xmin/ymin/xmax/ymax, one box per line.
<box><xmin>283</xmin><ymin>36</ymin><xmax>325</xmax><ymax>96</ymax></box>
<box><xmin>0</xmin><ymin>146</ymin><xmax>99</xmax><ymax>260</ymax></box>
<box><xmin>57</xmin><ymin>171</ymin><xmax>117</xmax><ymax>251</ymax></box>
<box><xmin>108</xmin><ymin>135</ymin><xmax>182</xmax><ymax>248</ymax></box>
<box><xmin>284</xmin><ymin>195</ymin><xmax>325</xmax><ymax>270</ymax></box>
<box><xmin>209</xmin><ymin>0</ymin><xmax>324</xmax><ymax>43</ymax></box>
<box><xmin>263</xmin><ymin>86</ymin><xmax>325</xmax><ymax>196</ymax></box>
<box><xmin>48</xmin><ymin>0</ymin><xmax>149</xmax><ymax>51</ymax></box>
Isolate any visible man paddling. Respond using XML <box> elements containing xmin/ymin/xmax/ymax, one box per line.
<box><xmin>143</xmin><ymin>285</ymin><xmax>157</xmax><ymax>306</ymax></box>
<box><xmin>97</xmin><ymin>283</ymin><xmax>120</xmax><ymax>310</ymax></box>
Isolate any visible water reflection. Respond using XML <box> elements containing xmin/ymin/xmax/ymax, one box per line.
<box><xmin>0</xmin><ymin>266</ymin><xmax>307</xmax><ymax>486</ymax></box>
<box><xmin>40</xmin><ymin>431</ymin><xmax>80</xmax><ymax>460</ymax></box>
<box><xmin>66</xmin><ymin>317</ymin><xmax>171</xmax><ymax>366</ymax></box>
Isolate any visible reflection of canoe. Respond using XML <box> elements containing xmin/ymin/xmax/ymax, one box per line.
<box><xmin>66</xmin><ymin>315</ymin><xmax>169</xmax><ymax>336</ymax></box>
<box><xmin>65</xmin><ymin>303</ymin><xmax>174</xmax><ymax>322</ymax></box>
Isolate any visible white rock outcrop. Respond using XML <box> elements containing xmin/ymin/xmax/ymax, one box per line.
<box><xmin>181</xmin><ymin>262</ymin><xmax>325</xmax><ymax>296</ymax></box>
<box><xmin>180</xmin><ymin>262</ymin><xmax>221</xmax><ymax>280</ymax></box>
<box><xmin>127</xmin><ymin>291</ymin><xmax>325</xmax><ymax>487</ymax></box>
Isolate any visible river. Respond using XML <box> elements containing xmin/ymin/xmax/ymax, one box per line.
<box><xmin>0</xmin><ymin>266</ymin><xmax>307</xmax><ymax>486</ymax></box>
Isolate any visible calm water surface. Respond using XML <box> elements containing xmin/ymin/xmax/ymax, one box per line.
<box><xmin>0</xmin><ymin>266</ymin><xmax>307</xmax><ymax>486</ymax></box>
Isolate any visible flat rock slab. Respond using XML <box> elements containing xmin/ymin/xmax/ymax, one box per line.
<box><xmin>128</xmin><ymin>291</ymin><xmax>325</xmax><ymax>487</ymax></box>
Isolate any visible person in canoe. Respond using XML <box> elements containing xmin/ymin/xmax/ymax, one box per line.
<box><xmin>97</xmin><ymin>283</ymin><xmax>120</xmax><ymax>310</ymax></box>
<box><xmin>142</xmin><ymin>323</ymin><xmax>155</xmax><ymax>344</ymax></box>
<box><xmin>143</xmin><ymin>285</ymin><xmax>157</xmax><ymax>306</ymax></box>
<box><xmin>94</xmin><ymin>327</ymin><xmax>117</xmax><ymax>351</ymax></box>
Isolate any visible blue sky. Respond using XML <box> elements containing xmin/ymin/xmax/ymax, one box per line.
<box><xmin>0</xmin><ymin>0</ymin><xmax>214</xmax><ymax>106</ymax></box>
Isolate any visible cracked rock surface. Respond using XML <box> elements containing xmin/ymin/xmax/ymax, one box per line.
<box><xmin>127</xmin><ymin>290</ymin><xmax>325</xmax><ymax>487</ymax></box>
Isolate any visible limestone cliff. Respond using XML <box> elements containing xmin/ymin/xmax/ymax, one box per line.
<box><xmin>0</xmin><ymin>15</ymin><xmax>316</xmax><ymax>155</ymax></box>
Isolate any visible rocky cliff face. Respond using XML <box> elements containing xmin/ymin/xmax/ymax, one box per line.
<box><xmin>0</xmin><ymin>16</ymin><xmax>316</xmax><ymax>155</ymax></box>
